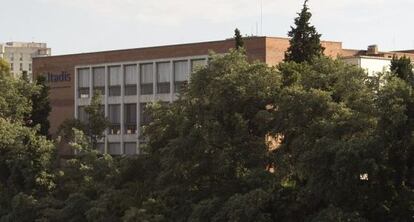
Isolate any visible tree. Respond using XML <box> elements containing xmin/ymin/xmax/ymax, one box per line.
<box><xmin>390</xmin><ymin>55</ymin><xmax>414</xmax><ymax>85</ymax></box>
<box><xmin>272</xmin><ymin>57</ymin><xmax>378</xmax><ymax>220</ymax></box>
<box><xmin>0</xmin><ymin>59</ymin><xmax>55</xmax><ymax>220</ymax></box>
<box><xmin>284</xmin><ymin>0</ymin><xmax>325</xmax><ymax>63</ymax></box>
<box><xmin>58</xmin><ymin>91</ymin><xmax>109</xmax><ymax>149</ymax></box>
<box><xmin>373</xmin><ymin>75</ymin><xmax>414</xmax><ymax>220</ymax></box>
<box><xmin>143</xmin><ymin>50</ymin><xmax>281</xmax><ymax>220</ymax></box>
<box><xmin>0</xmin><ymin>60</ymin><xmax>35</xmax><ymax>122</ymax></box>
<box><xmin>84</xmin><ymin>91</ymin><xmax>109</xmax><ymax>148</ymax></box>
<box><xmin>234</xmin><ymin>28</ymin><xmax>244</xmax><ymax>50</ymax></box>
<box><xmin>28</xmin><ymin>75</ymin><xmax>51</xmax><ymax>138</ymax></box>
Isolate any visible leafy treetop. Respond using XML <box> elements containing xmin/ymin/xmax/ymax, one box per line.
<box><xmin>284</xmin><ymin>0</ymin><xmax>325</xmax><ymax>63</ymax></box>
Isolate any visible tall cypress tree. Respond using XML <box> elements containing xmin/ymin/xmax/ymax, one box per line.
<box><xmin>284</xmin><ymin>0</ymin><xmax>324</xmax><ymax>63</ymax></box>
<box><xmin>234</xmin><ymin>28</ymin><xmax>244</xmax><ymax>50</ymax></box>
<box><xmin>29</xmin><ymin>75</ymin><xmax>51</xmax><ymax>137</ymax></box>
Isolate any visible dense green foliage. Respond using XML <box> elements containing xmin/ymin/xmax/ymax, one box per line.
<box><xmin>391</xmin><ymin>55</ymin><xmax>414</xmax><ymax>84</ymax></box>
<box><xmin>0</xmin><ymin>59</ymin><xmax>55</xmax><ymax>220</ymax></box>
<box><xmin>234</xmin><ymin>28</ymin><xmax>244</xmax><ymax>50</ymax></box>
<box><xmin>0</xmin><ymin>46</ymin><xmax>413</xmax><ymax>221</ymax></box>
<box><xmin>28</xmin><ymin>75</ymin><xmax>52</xmax><ymax>138</ymax></box>
<box><xmin>58</xmin><ymin>91</ymin><xmax>109</xmax><ymax>149</ymax></box>
<box><xmin>285</xmin><ymin>0</ymin><xmax>325</xmax><ymax>63</ymax></box>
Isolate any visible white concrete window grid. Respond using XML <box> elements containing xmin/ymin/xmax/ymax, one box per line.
<box><xmin>74</xmin><ymin>55</ymin><xmax>208</xmax><ymax>155</ymax></box>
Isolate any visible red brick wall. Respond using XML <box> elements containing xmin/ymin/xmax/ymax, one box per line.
<box><xmin>33</xmin><ymin>37</ymin><xmax>268</xmax><ymax>142</ymax></box>
<box><xmin>265</xmin><ymin>37</ymin><xmax>344</xmax><ymax>66</ymax></box>
<box><xmin>33</xmin><ymin>36</ymin><xmax>351</xmax><ymax>156</ymax></box>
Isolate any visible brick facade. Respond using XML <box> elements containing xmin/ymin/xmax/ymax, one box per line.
<box><xmin>32</xmin><ymin>36</ymin><xmax>350</xmax><ymax>155</ymax></box>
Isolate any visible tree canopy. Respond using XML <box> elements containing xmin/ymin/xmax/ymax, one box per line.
<box><xmin>390</xmin><ymin>55</ymin><xmax>414</xmax><ymax>85</ymax></box>
<box><xmin>284</xmin><ymin>0</ymin><xmax>325</xmax><ymax>63</ymax></box>
<box><xmin>28</xmin><ymin>75</ymin><xmax>52</xmax><ymax>138</ymax></box>
<box><xmin>234</xmin><ymin>28</ymin><xmax>244</xmax><ymax>50</ymax></box>
<box><xmin>0</xmin><ymin>41</ymin><xmax>413</xmax><ymax>221</ymax></box>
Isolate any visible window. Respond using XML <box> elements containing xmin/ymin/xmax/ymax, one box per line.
<box><xmin>78</xmin><ymin>106</ymin><xmax>88</xmax><ymax>123</ymax></box>
<box><xmin>140</xmin><ymin>103</ymin><xmax>151</xmax><ymax>126</ymax></box>
<box><xmin>191</xmin><ymin>59</ymin><xmax>207</xmax><ymax>72</ymax></box>
<box><xmin>157</xmin><ymin>62</ymin><xmax>170</xmax><ymax>94</ymax></box>
<box><xmin>174</xmin><ymin>61</ymin><xmax>189</xmax><ymax>92</ymax></box>
<box><xmin>19</xmin><ymin>53</ymin><xmax>23</xmax><ymax>61</ymax></box>
<box><xmin>140</xmin><ymin>63</ymin><xmax>153</xmax><ymax>95</ymax></box>
<box><xmin>124</xmin><ymin>65</ymin><xmax>137</xmax><ymax>96</ymax></box>
<box><xmin>125</xmin><ymin>103</ymin><xmax>137</xmax><ymax>134</ymax></box>
<box><xmin>108</xmin><ymin>104</ymin><xmax>121</xmax><ymax>134</ymax></box>
<box><xmin>10</xmin><ymin>53</ymin><xmax>14</xmax><ymax>61</ymax></box>
<box><xmin>96</xmin><ymin>143</ymin><xmax>105</xmax><ymax>154</ymax></box>
<box><xmin>10</xmin><ymin>63</ymin><xmax>13</xmax><ymax>71</ymax></box>
<box><xmin>109</xmin><ymin>66</ymin><xmax>121</xmax><ymax>96</ymax></box>
<box><xmin>29</xmin><ymin>63</ymin><xmax>32</xmax><ymax>71</ymax></box>
<box><xmin>78</xmin><ymin>68</ymin><xmax>90</xmax><ymax>98</ymax></box>
<box><xmin>108</xmin><ymin>143</ymin><xmax>121</xmax><ymax>155</ymax></box>
<box><xmin>93</xmin><ymin>67</ymin><xmax>105</xmax><ymax>95</ymax></box>
<box><xmin>19</xmin><ymin>63</ymin><xmax>23</xmax><ymax>71</ymax></box>
<box><xmin>124</xmin><ymin>142</ymin><xmax>137</xmax><ymax>155</ymax></box>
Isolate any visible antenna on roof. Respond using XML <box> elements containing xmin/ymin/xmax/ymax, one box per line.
<box><xmin>260</xmin><ymin>0</ymin><xmax>263</xmax><ymax>36</ymax></box>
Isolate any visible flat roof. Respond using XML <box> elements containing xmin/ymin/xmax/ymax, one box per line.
<box><xmin>34</xmin><ymin>36</ymin><xmax>343</xmax><ymax>60</ymax></box>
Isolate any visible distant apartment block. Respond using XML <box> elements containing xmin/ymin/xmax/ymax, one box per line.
<box><xmin>0</xmin><ymin>42</ymin><xmax>51</xmax><ymax>79</ymax></box>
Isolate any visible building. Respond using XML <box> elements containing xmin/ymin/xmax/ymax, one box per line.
<box><xmin>1</xmin><ymin>42</ymin><xmax>51</xmax><ymax>79</ymax></box>
<box><xmin>343</xmin><ymin>45</ymin><xmax>414</xmax><ymax>76</ymax></box>
<box><xmin>32</xmin><ymin>36</ymin><xmax>414</xmax><ymax>156</ymax></box>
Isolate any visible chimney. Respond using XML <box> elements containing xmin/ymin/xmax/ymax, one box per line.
<box><xmin>367</xmin><ymin>45</ymin><xmax>379</xmax><ymax>55</ymax></box>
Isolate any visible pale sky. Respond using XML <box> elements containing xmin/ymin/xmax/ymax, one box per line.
<box><xmin>1</xmin><ymin>0</ymin><xmax>414</xmax><ymax>55</ymax></box>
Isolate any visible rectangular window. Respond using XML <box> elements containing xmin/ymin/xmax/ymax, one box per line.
<box><xmin>157</xmin><ymin>62</ymin><xmax>170</xmax><ymax>94</ymax></box>
<box><xmin>19</xmin><ymin>63</ymin><xmax>23</xmax><ymax>71</ymax></box>
<box><xmin>109</xmin><ymin>66</ymin><xmax>121</xmax><ymax>96</ymax></box>
<box><xmin>28</xmin><ymin>63</ymin><xmax>32</xmax><ymax>71</ymax></box>
<box><xmin>140</xmin><ymin>63</ymin><xmax>153</xmax><ymax>95</ymax></box>
<box><xmin>124</xmin><ymin>142</ymin><xmax>137</xmax><ymax>155</ymax></box>
<box><xmin>96</xmin><ymin>143</ymin><xmax>105</xmax><ymax>154</ymax></box>
<box><xmin>10</xmin><ymin>53</ymin><xmax>14</xmax><ymax>61</ymax></box>
<box><xmin>191</xmin><ymin>59</ymin><xmax>207</xmax><ymax>72</ymax></box>
<box><xmin>124</xmin><ymin>103</ymin><xmax>137</xmax><ymax>134</ymax></box>
<box><xmin>124</xmin><ymin>65</ymin><xmax>137</xmax><ymax>96</ymax></box>
<box><xmin>108</xmin><ymin>143</ymin><xmax>122</xmax><ymax>155</ymax></box>
<box><xmin>108</xmin><ymin>104</ymin><xmax>121</xmax><ymax>135</ymax></box>
<box><xmin>93</xmin><ymin>67</ymin><xmax>105</xmax><ymax>95</ymax></box>
<box><xmin>174</xmin><ymin>60</ymin><xmax>189</xmax><ymax>92</ymax></box>
<box><xmin>19</xmin><ymin>53</ymin><xmax>23</xmax><ymax>61</ymax></box>
<box><xmin>10</xmin><ymin>63</ymin><xmax>13</xmax><ymax>71</ymax></box>
<box><xmin>78</xmin><ymin>68</ymin><xmax>90</xmax><ymax>98</ymax></box>
<box><xmin>78</xmin><ymin>106</ymin><xmax>88</xmax><ymax>123</ymax></box>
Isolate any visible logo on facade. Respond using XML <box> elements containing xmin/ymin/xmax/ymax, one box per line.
<box><xmin>46</xmin><ymin>71</ymin><xmax>71</xmax><ymax>82</ymax></box>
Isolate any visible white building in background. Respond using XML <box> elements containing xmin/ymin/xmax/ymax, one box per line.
<box><xmin>342</xmin><ymin>55</ymin><xmax>391</xmax><ymax>76</ymax></box>
<box><xmin>0</xmin><ymin>42</ymin><xmax>51</xmax><ymax>79</ymax></box>
<box><xmin>341</xmin><ymin>44</ymin><xmax>414</xmax><ymax>76</ymax></box>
